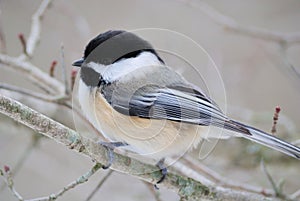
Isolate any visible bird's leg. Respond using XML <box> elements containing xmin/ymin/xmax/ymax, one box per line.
<box><xmin>154</xmin><ymin>158</ymin><xmax>168</xmax><ymax>189</ymax></box>
<box><xmin>98</xmin><ymin>141</ymin><xmax>128</xmax><ymax>169</ymax></box>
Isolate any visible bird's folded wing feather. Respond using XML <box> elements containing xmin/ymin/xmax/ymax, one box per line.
<box><xmin>112</xmin><ymin>84</ymin><xmax>249</xmax><ymax>134</ymax></box>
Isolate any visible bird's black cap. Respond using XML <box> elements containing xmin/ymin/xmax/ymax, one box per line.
<box><xmin>72</xmin><ymin>30</ymin><xmax>163</xmax><ymax>67</ymax></box>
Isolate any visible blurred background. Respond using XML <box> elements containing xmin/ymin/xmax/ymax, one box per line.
<box><xmin>0</xmin><ymin>0</ymin><xmax>300</xmax><ymax>200</ymax></box>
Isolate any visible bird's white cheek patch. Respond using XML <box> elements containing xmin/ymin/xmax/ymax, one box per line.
<box><xmin>101</xmin><ymin>51</ymin><xmax>163</xmax><ymax>83</ymax></box>
<box><xmin>86</xmin><ymin>61</ymin><xmax>107</xmax><ymax>75</ymax></box>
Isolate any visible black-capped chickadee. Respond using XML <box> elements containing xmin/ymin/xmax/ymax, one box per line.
<box><xmin>72</xmin><ymin>30</ymin><xmax>300</xmax><ymax>178</ymax></box>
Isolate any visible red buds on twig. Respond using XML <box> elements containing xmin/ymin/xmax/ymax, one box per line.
<box><xmin>71</xmin><ymin>69</ymin><xmax>77</xmax><ymax>91</ymax></box>
<box><xmin>18</xmin><ymin>33</ymin><xmax>28</xmax><ymax>56</ymax></box>
<box><xmin>271</xmin><ymin>106</ymin><xmax>281</xmax><ymax>135</ymax></box>
<box><xmin>4</xmin><ymin>165</ymin><xmax>10</xmax><ymax>173</ymax></box>
<box><xmin>49</xmin><ymin>60</ymin><xmax>57</xmax><ymax>77</ymax></box>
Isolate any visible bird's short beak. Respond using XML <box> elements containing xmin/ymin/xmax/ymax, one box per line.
<box><xmin>72</xmin><ymin>58</ymin><xmax>84</xmax><ymax>67</ymax></box>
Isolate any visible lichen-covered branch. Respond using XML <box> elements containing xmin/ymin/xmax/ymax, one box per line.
<box><xmin>0</xmin><ymin>94</ymin><xmax>282</xmax><ymax>201</ymax></box>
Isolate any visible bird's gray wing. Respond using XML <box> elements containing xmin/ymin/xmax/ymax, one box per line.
<box><xmin>111</xmin><ymin>84</ymin><xmax>250</xmax><ymax>134</ymax></box>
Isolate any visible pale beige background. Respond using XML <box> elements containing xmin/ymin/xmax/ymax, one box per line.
<box><xmin>0</xmin><ymin>0</ymin><xmax>300</xmax><ymax>200</ymax></box>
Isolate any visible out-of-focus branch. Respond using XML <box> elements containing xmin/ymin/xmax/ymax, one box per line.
<box><xmin>181</xmin><ymin>156</ymin><xmax>274</xmax><ymax>196</ymax></box>
<box><xmin>291</xmin><ymin>189</ymin><xmax>300</xmax><ymax>200</ymax></box>
<box><xmin>261</xmin><ymin>160</ymin><xmax>290</xmax><ymax>200</ymax></box>
<box><xmin>167</xmin><ymin>158</ymin><xmax>214</xmax><ymax>187</ymax></box>
<box><xmin>85</xmin><ymin>170</ymin><xmax>113</xmax><ymax>201</ymax></box>
<box><xmin>0</xmin><ymin>133</ymin><xmax>41</xmax><ymax>192</ymax></box>
<box><xmin>292</xmin><ymin>139</ymin><xmax>300</xmax><ymax>146</ymax></box>
<box><xmin>0</xmin><ymin>94</ymin><xmax>281</xmax><ymax>201</ymax></box>
<box><xmin>33</xmin><ymin>163</ymin><xmax>102</xmax><ymax>201</ymax></box>
<box><xmin>1</xmin><ymin>163</ymin><xmax>102</xmax><ymax>201</ymax></box>
<box><xmin>279</xmin><ymin>43</ymin><xmax>300</xmax><ymax>80</ymax></box>
<box><xmin>0</xmin><ymin>54</ymin><xmax>64</xmax><ymax>94</ymax></box>
<box><xmin>143</xmin><ymin>181</ymin><xmax>163</xmax><ymax>201</ymax></box>
<box><xmin>0</xmin><ymin>83</ymin><xmax>62</xmax><ymax>102</ymax></box>
<box><xmin>180</xmin><ymin>0</ymin><xmax>300</xmax><ymax>45</ymax></box>
<box><xmin>0</xmin><ymin>0</ymin><xmax>60</xmax><ymax>96</ymax></box>
<box><xmin>60</xmin><ymin>44</ymin><xmax>70</xmax><ymax>95</ymax></box>
<box><xmin>25</xmin><ymin>0</ymin><xmax>53</xmax><ymax>58</ymax></box>
<box><xmin>178</xmin><ymin>0</ymin><xmax>300</xmax><ymax>82</ymax></box>
<box><xmin>48</xmin><ymin>163</ymin><xmax>102</xmax><ymax>201</ymax></box>
<box><xmin>0</xmin><ymin>9</ymin><xmax>6</xmax><ymax>53</ymax></box>
<box><xmin>0</xmin><ymin>0</ymin><xmax>59</xmax><ymax>135</ymax></box>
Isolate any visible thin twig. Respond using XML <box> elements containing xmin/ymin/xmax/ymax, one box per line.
<box><xmin>261</xmin><ymin>160</ymin><xmax>279</xmax><ymax>196</ymax></box>
<box><xmin>12</xmin><ymin>134</ymin><xmax>42</xmax><ymax>175</ymax></box>
<box><xmin>26</xmin><ymin>0</ymin><xmax>53</xmax><ymax>58</ymax></box>
<box><xmin>182</xmin><ymin>156</ymin><xmax>274</xmax><ymax>196</ymax></box>
<box><xmin>279</xmin><ymin>43</ymin><xmax>300</xmax><ymax>81</ymax></box>
<box><xmin>0</xmin><ymin>133</ymin><xmax>41</xmax><ymax>192</ymax></box>
<box><xmin>36</xmin><ymin>163</ymin><xmax>102</xmax><ymax>201</ymax></box>
<box><xmin>60</xmin><ymin>44</ymin><xmax>70</xmax><ymax>95</ymax></box>
<box><xmin>1</xmin><ymin>163</ymin><xmax>102</xmax><ymax>201</ymax></box>
<box><xmin>0</xmin><ymin>54</ymin><xmax>64</xmax><ymax>94</ymax></box>
<box><xmin>291</xmin><ymin>188</ymin><xmax>300</xmax><ymax>200</ymax></box>
<box><xmin>1</xmin><ymin>166</ymin><xmax>24</xmax><ymax>201</ymax></box>
<box><xmin>260</xmin><ymin>159</ymin><xmax>290</xmax><ymax>200</ymax></box>
<box><xmin>143</xmin><ymin>181</ymin><xmax>163</xmax><ymax>201</ymax></box>
<box><xmin>85</xmin><ymin>170</ymin><xmax>113</xmax><ymax>201</ymax></box>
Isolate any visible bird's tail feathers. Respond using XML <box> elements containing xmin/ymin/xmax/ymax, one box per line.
<box><xmin>225</xmin><ymin>119</ymin><xmax>300</xmax><ymax>159</ymax></box>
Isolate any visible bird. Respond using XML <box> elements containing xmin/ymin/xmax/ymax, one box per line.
<box><xmin>72</xmin><ymin>30</ymin><xmax>300</xmax><ymax>184</ymax></box>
